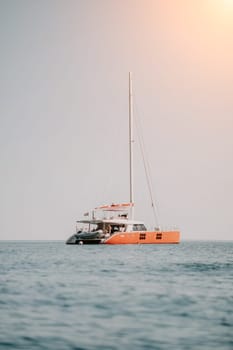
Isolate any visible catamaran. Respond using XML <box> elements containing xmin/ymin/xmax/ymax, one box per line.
<box><xmin>66</xmin><ymin>73</ymin><xmax>180</xmax><ymax>245</ymax></box>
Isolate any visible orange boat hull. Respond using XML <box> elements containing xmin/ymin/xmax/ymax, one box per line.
<box><xmin>104</xmin><ymin>230</ymin><xmax>180</xmax><ymax>244</ymax></box>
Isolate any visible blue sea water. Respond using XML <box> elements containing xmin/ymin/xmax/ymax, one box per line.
<box><xmin>0</xmin><ymin>241</ymin><xmax>232</xmax><ymax>350</ymax></box>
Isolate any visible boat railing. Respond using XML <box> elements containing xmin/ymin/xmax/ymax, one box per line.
<box><xmin>151</xmin><ymin>225</ymin><xmax>179</xmax><ymax>232</ymax></box>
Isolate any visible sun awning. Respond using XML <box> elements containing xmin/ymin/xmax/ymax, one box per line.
<box><xmin>95</xmin><ymin>202</ymin><xmax>134</xmax><ymax>211</ymax></box>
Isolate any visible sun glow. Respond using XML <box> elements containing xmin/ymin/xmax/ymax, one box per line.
<box><xmin>223</xmin><ymin>0</ymin><xmax>233</xmax><ymax>5</ymax></box>
<box><xmin>207</xmin><ymin>0</ymin><xmax>233</xmax><ymax>25</ymax></box>
<box><xmin>211</xmin><ymin>0</ymin><xmax>233</xmax><ymax>10</ymax></box>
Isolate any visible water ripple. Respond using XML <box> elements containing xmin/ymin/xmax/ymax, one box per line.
<box><xmin>0</xmin><ymin>241</ymin><xmax>232</xmax><ymax>350</ymax></box>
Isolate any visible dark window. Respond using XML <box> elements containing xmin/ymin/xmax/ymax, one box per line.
<box><xmin>139</xmin><ymin>233</ymin><xmax>146</xmax><ymax>240</ymax></box>
<box><xmin>156</xmin><ymin>233</ymin><xmax>162</xmax><ymax>239</ymax></box>
<box><xmin>133</xmin><ymin>224</ymin><xmax>147</xmax><ymax>231</ymax></box>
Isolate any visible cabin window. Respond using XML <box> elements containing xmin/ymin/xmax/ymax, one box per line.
<box><xmin>139</xmin><ymin>233</ymin><xmax>146</xmax><ymax>240</ymax></box>
<box><xmin>156</xmin><ymin>233</ymin><xmax>162</xmax><ymax>240</ymax></box>
<box><xmin>133</xmin><ymin>224</ymin><xmax>147</xmax><ymax>231</ymax></box>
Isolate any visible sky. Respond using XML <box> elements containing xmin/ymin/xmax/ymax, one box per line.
<box><xmin>0</xmin><ymin>0</ymin><xmax>233</xmax><ymax>241</ymax></box>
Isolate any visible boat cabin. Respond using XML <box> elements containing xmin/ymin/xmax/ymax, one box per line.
<box><xmin>76</xmin><ymin>219</ymin><xmax>147</xmax><ymax>235</ymax></box>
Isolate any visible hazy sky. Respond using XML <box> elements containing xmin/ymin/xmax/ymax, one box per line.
<box><xmin>1</xmin><ymin>0</ymin><xmax>233</xmax><ymax>240</ymax></box>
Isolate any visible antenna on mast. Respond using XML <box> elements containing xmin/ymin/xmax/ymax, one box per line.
<box><xmin>129</xmin><ymin>72</ymin><xmax>134</xmax><ymax>219</ymax></box>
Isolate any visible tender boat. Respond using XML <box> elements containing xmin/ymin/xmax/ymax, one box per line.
<box><xmin>66</xmin><ymin>73</ymin><xmax>180</xmax><ymax>245</ymax></box>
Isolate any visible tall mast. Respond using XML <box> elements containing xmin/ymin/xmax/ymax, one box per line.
<box><xmin>129</xmin><ymin>72</ymin><xmax>134</xmax><ymax>219</ymax></box>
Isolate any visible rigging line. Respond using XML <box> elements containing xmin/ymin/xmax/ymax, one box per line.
<box><xmin>133</xmin><ymin>92</ymin><xmax>161</xmax><ymax>229</ymax></box>
<box><xmin>135</xmin><ymin>114</ymin><xmax>160</xmax><ymax>228</ymax></box>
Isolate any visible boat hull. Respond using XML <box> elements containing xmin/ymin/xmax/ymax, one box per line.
<box><xmin>66</xmin><ymin>231</ymin><xmax>180</xmax><ymax>245</ymax></box>
<box><xmin>104</xmin><ymin>231</ymin><xmax>180</xmax><ymax>244</ymax></box>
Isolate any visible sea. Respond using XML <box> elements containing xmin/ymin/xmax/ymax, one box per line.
<box><xmin>0</xmin><ymin>241</ymin><xmax>232</xmax><ymax>350</ymax></box>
